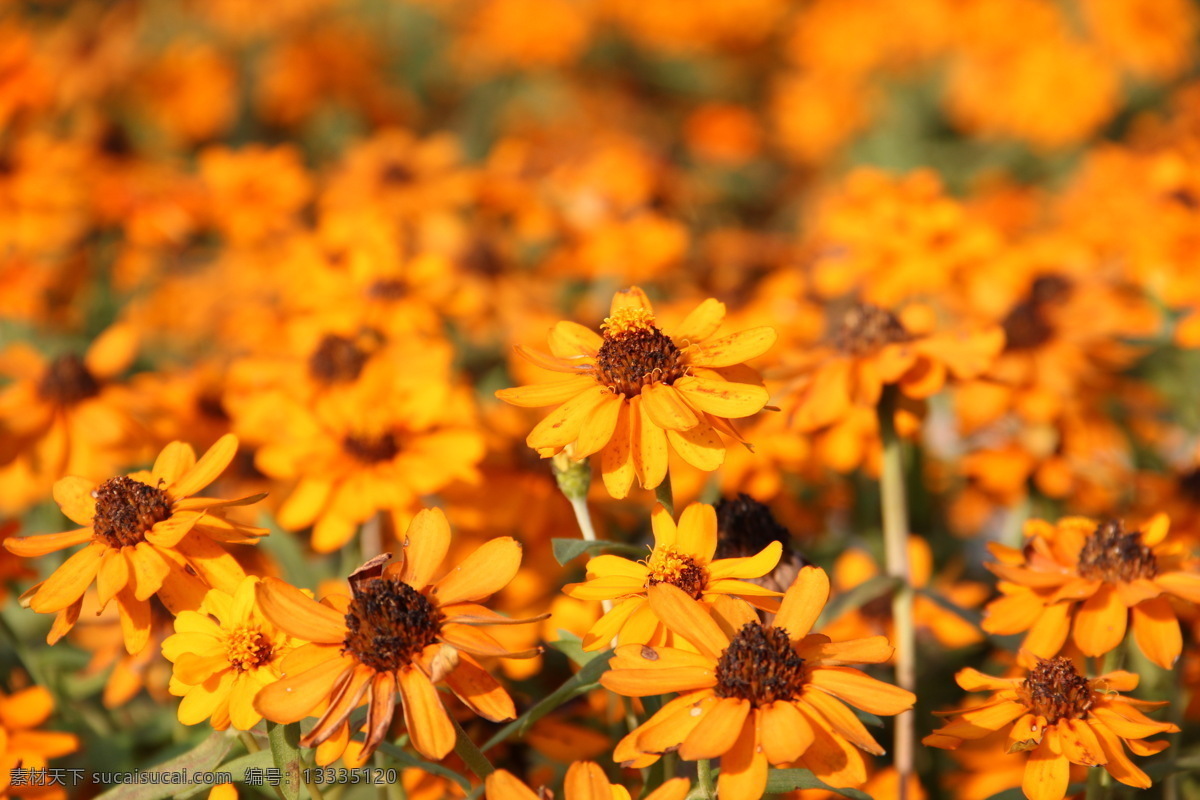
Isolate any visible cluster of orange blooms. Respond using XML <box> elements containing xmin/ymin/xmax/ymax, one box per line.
<box><xmin>4</xmin><ymin>1</ymin><xmax>1200</xmax><ymax>800</ymax></box>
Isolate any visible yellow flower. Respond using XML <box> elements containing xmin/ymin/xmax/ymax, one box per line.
<box><xmin>3</xmin><ymin>434</ymin><xmax>266</xmax><ymax>654</ymax></box>
<box><xmin>253</xmin><ymin>508</ymin><xmax>541</xmax><ymax>762</ymax></box>
<box><xmin>925</xmin><ymin>657</ymin><xmax>1177</xmax><ymax>800</ymax></box>
<box><xmin>497</xmin><ymin>287</ymin><xmax>776</xmax><ymax>498</ymax></box>
<box><xmin>602</xmin><ymin>567</ymin><xmax>914</xmax><ymax>799</ymax></box>
<box><xmin>163</xmin><ymin>577</ymin><xmax>299</xmax><ymax>731</ymax></box>
<box><xmin>564</xmin><ymin>502</ymin><xmax>782</xmax><ymax>650</ymax></box>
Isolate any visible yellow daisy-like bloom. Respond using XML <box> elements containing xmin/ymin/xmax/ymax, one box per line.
<box><xmin>0</xmin><ymin>684</ymin><xmax>79</xmax><ymax>800</ymax></box>
<box><xmin>3</xmin><ymin>434</ymin><xmax>266</xmax><ymax>654</ymax></box>
<box><xmin>496</xmin><ymin>287</ymin><xmax>776</xmax><ymax>498</ymax></box>
<box><xmin>924</xmin><ymin>657</ymin><xmax>1178</xmax><ymax>800</ymax></box>
<box><xmin>486</xmin><ymin>762</ymin><xmax>690</xmax><ymax>800</ymax></box>
<box><xmin>564</xmin><ymin>502</ymin><xmax>783</xmax><ymax>651</ymax></box>
<box><xmin>253</xmin><ymin>508</ymin><xmax>542</xmax><ymax>762</ymax></box>
<box><xmin>163</xmin><ymin>577</ymin><xmax>298</xmax><ymax>731</ymax></box>
<box><xmin>602</xmin><ymin>567</ymin><xmax>915</xmax><ymax>799</ymax></box>
<box><xmin>982</xmin><ymin>514</ymin><xmax>1200</xmax><ymax>669</ymax></box>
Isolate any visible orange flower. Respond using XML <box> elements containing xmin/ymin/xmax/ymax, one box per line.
<box><xmin>3</xmin><ymin>434</ymin><xmax>266</xmax><ymax>653</ymax></box>
<box><xmin>780</xmin><ymin>302</ymin><xmax>1004</xmax><ymax>435</ymax></box>
<box><xmin>253</xmin><ymin>509</ymin><xmax>541</xmax><ymax>762</ymax></box>
<box><xmin>924</xmin><ymin>657</ymin><xmax>1177</xmax><ymax>800</ymax></box>
<box><xmin>0</xmin><ymin>684</ymin><xmax>79</xmax><ymax>800</ymax></box>
<box><xmin>982</xmin><ymin>514</ymin><xmax>1200</xmax><ymax>668</ymax></box>
<box><xmin>564</xmin><ymin>502</ymin><xmax>783</xmax><ymax>650</ymax></box>
<box><xmin>602</xmin><ymin>567</ymin><xmax>914</xmax><ymax>799</ymax></box>
<box><xmin>486</xmin><ymin>762</ymin><xmax>689</xmax><ymax>800</ymax></box>
<box><xmin>163</xmin><ymin>576</ymin><xmax>299</xmax><ymax>731</ymax></box>
<box><xmin>497</xmin><ymin>287</ymin><xmax>776</xmax><ymax>498</ymax></box>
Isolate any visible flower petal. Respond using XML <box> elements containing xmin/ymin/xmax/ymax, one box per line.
<box><xmin>1058</xmin><ymin>718</ymin><xmax>1106</xmax><ymax>767</ymax></box>
<box><xmin>1090</xmin><ymin>721</ymin><xmax>1151</xmax><ymax>789</ymax></box>
<box><xmin>495</xmin><ymin>375</ymin><xmax>597</xmax><ymax>408</ymax></box>
<box><xmin>115</xmin><ymin>587</ymin><xmax>152</xmax><ymax>654</ymax></box>
<box><xmin>527</xmin><ymin>385</ymin><xmax>613</xmax><ymax>451</ymax></box>
<box><xmin>1020</xmin><ymin>601</ymin><xmax>1072</xmax><ymax>662</ymax></box>
<box><xmin>96</xmin><ymin>547</ymin><xmax>131</xmax><ymax>610</ymax></box>
<box><xmin>575</xmin><ymin>392</ymin><xmax>623</xmax><ymax>458</ymax></box>
<box><xmin>444</xmin><ymin>654</ymin><xmax>516</xmax><ymax>722</ymax></box>
<box><xmin>797</xmin><ymin>635</ymin><xmax>894</xmax><ymax>666</ymax></box>
<box><xmin>564</xmin><ymin>762</ymin><xmax>611</xmax><ymax>800</ymax></box>
<box><xmin>549</xmin><ymin>321</ymin><xmax>604</xmax><ymax>358</ymax></box>
<box><xmin>52</xmin><ymin>477</ymin><xmax>97</xmax><ymax>526</ymax></box>
<box><xmin>672</xmin><ymin>299</ymin><xmax>726</xmax><ymax>344</ymax></box>
<box><xmin>679</xmin><ymin>697</ymin><xmax>749</xmax><ymax>760</ymax></box>
<box><xmin>685</xmin><ymin>327</ymin><xmax>777</xmax><ymax>368</ymax></box>
<box><xmin>673</xmin><ymin>377</ymin><xmax>768</xmax><ymax>419</ymax></box>
<box><xmin>716</xmin><ymin>712</ymin><xmax>768</xmax><ymax>800</ymax></box>
<box><xmin>256</xmin><ymin>577</ymin><xmax>347</xmax><ymax>643</ymax></box>
<box><xmin>675</xmin><ymin>503</ymin><xmax>718</xmax><ymax>561</ymax></box>
<box><xmin>29</xmin><ymin>542</ymin><xmax>106</xmax><ymax>613</ymax></box>
<box><xmin>808</xmin><ymin>666</ymin><xmax>915</xmax><ymax>716</ymax></box>
<box><xmin>641</xmin><ymin>384</ymin><xmax>699</xmax><ymax>431</ymax></box>
<box><xmin>398</xmin><ymin>666</ymin><xmax>455</xmax><ymax>760</ymax></box>
<box><xmin>706</xmin><ymin>541</ymin><xmax>782</xmax><ymax>581</ymax></box>
<box><xmin>632</xmin><ymin>396</ymin><xmax>668</xmax><ymax>489</ymax></box>
<box><xmin>174</xmin><ymin>531</ymin><xmax>247</xmax><ymax>595</ymax></box>
<box><xmin>431</xmin><ymin>536</ymin><xmax>522</xmax><ymax>605</ymax></box>
<box><xmin>5</xmin><ymin>528</ymin><xmax>94</xmax><ymax>558</ymax></box>
<box><xmin>774</xmin><ymin>566</ymin><xmax>830</xmax><ymax>641</ymax></box>
<box><xmin>1023</xmin><ymin>739</ymin><xmax>1069</xmax><ymax>800</ymax></box>
<box><xmin>1073</xmin><ymin>585</ymin><xmax>1127</xmax><ymax>658</ymax></box>
<box><xmin>1130</xmin><ymin>596</ymin><xmax>1182</xmax><ymax>669</ymax></box>
<box><xmin>485</xmin><ymin>771</ymin><xmax>541</xmax><ymax>800</ymax></box>
<box><xmin>152</xmin><ymin>441</ymin><xmax>197</xmax><ymax>486</ymax></box>
<box><xmin>646</xmin><ymin>584</ymin><xmax>730</xmax><ymax>659</ymax></box>
<box><xmin>801</xmin><ymin>689</ymin><xmax>885</xmax><ymax>755</ymax></box>
<box><xmin>600</xmin><ymin>666</ymin><xmax>717</xmax><ymax>697</ymax></box>
<box><xmin>600</xmin><ymin>403</ymin><xmax>635</xmax><ymax>499</ymax></box>
<box><xmin>665</xmin><ymin>419</ymin><xmax>725</xmax><ymax>472</ymax></box>
<box><xmin>400</xmin><ymin>508</ymin><xmax>451</xmax><ymax>590</ymax></box>
<box><xmin>760</xmin><ymin>700</ymin><xmax>814</xmax><ymax>764</ymax></box>
<box><xmin>169</xmin><ymin>433</ymin><xmax>238</xmax><ymax>498</ymax></box>
<box><xmin>255</xmin><ymin>656</ymin><xmax>356</xmax><ymax>724</ymax></box>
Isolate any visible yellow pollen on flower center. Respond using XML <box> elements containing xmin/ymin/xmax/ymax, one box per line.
<box><xmin>601</xmin><ymin>307</ymin><xmax>657</xmax><ymax>337</ymax></box>
<box><xmin>226</xmin><ymin>626</ymin><xmax>274</xmax><ymax>672</ymax></box>
<box><xmin>643</xmin><ymin>545</ymin><xmax>707</xmax><ymax>599</ymax></box>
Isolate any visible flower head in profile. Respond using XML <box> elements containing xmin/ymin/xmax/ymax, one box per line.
<box><xmin>497</xmin><ymin>287</ymin><xmax>776</xmax><ymax>498</ymax></box>
<box><xmin>164</xmin><ymin>577</ymin><xmax>298</xmax><ymax>731</ymax></box>
<box><xmin>602</xmin><ymin>567</ymin><xmax>914</xmax><ymax>800</ymax></box>
<box><xmin>3</xmin><ymin>434</ymin><xmax>267</xmax><ymax>654</ymax></box>
<box><xmin>486</xmin><ymin>761</ymin><xmax>689</xmax><ymax>800</ymax></box>
<box><xmin>253</xmin><ymin>508</ymin><xmax>542</xmax><ymax>763</ymax></box>
<box><xmin>982</xmin><ymin>514</ymin><xmax>1200</xmax><ymax>668</ymax></box>
<box><xmin>924</xmin><ymin>657</ymin><xmax>1178</xmax><ymax>800</ymax></box>
<box><xmin>564</xmin><ymin>502</ymin><xmax>783</xmax><ymax>651</ymax></box>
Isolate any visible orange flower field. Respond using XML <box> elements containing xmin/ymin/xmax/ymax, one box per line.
<box><xmin>3</xmin><ymin>1</ymin><xmax>1200</xmax><ymax>799</ymax></box>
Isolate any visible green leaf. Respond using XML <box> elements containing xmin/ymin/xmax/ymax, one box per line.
<box><xmin>268</xmin><ymin>721</ymin><xmax>302</xmax><ymax>800</ymax></box>
<box><xmin>764</xmin><ymin>768</ymin><xmax>875</xmax><ymax>799</ymax></box>
<box><xmin>547</xmin><ymin>630</ymin><xmax>607</xmax><ymax>667</ymax></box>
<box><xmin>93</xmin><ymin>731</ymin><xmax>236</xmax><ymax>800</ymax></box>
<box><xmin>375</xmin><ymin>740</ymin><xmax>473</xmax><ymax>792</ymax></box>
<box><xmin>552</xmin><ymin>538</ymin><xmax>645</xmax><ymax>566</ymax></box>
<box><xmin>481</xmin><ymin>650</ymin><xmax>614</xmax><ymax>751</ymax></box>
<box><xmin>817</xmin><ymin>575</ymin><xmax>899</xmax><ymax>628</ymax></box>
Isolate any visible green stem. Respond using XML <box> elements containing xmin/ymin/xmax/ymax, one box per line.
<box><xmin>878</xmin><ymin>387</ymin><xmax>915</xmax><ymax>800</ymax></box>
<box><xmin>452</xmin><ymin>716</ymin><xmax>495</xmax><ymax>780</ymax></box>
<box><xmin>654</xmin><ymin>472</ymin><xmax>675</xmax><ymax>517</ymax></box>
<box><xmin>696</xmin><ymin>758</ymin><xmax>715</xmax><ymax>799</ymax></box>
<box><xmin>1085</xmin><ymin>763</ymin><xmax>1108</xmax><ymax>800</ymax></box>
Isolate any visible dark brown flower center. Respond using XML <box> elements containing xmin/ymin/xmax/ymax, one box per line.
<box><xmin>715</xmin><ymin>622</ymin><xmax>805</xmax><ymax>705</ymax></box>
<box><xmin>644</xmin><ymin>546</ymin><xmax>708</xmax><ymax>599</ymax></box>
<box><xmin>226</xmin><ymin>627</ymin><xmax>274</xmax><ymax>672</ymax></box>
<box><xmin>1076</xmin><ymin>519</ymin><xmax>1158</xmax><ymax>582</ymax></box>
<box><xmin>309</xmin><ymin>334</ymin><xmax>369</xmax><ymax>384</ymax></box>
<box><xmin>595</xmin><ymin>310</ymin><xmax>685</xmax><ymax>397</ymax></box>
<box><xmin>1001</xmin><ymin>274</ymin><xmax>1072</xmax><ymax>351</ymax></box>
<box><xmin>1021</xmin><ymin>657</ymin><xmax>1093</xmax><ymax>723</ymax></box>
<box><xmin>342</xmin><ymin>432</ymin><xmax>400</xmax><ymax>463</ymax></box>
<box><xmin>92</xmin><ymin>476</ymin><xmax>173</xmax><ymax>548</ymax></box>
<box><xmin>38</xmin><ymin>354</ymin><xmax>101</xmax><ymax>405</ymax></box>
<box><xmin>343</xmin><ymin>577</ymin><xmax>444</xmax><ymax>672</ymax></box>
<box><xmin>380</xmin><ymin>162</ymin><xmax>415</xmax><ymax>185</ymax></box>
<box><xmin>834</xmin><ymin>303</ymin><xmax>910</xmax><ymax>356</ymax></box>
<box><xmin>367</xmin><ymin>279</ymin><xmax>407</xmax><ymax>300</ymax></box>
